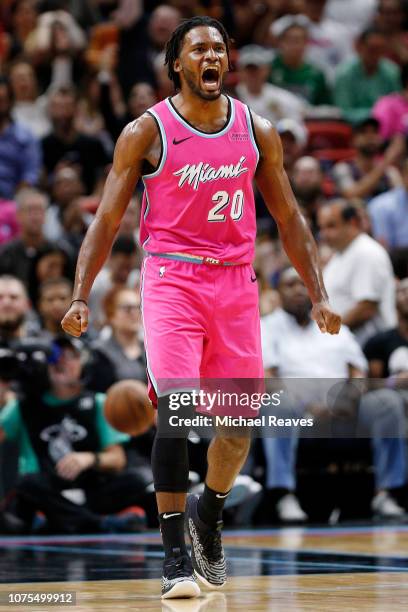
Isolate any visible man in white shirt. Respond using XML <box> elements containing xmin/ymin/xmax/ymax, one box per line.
<box><xmin>235</xmin><ymin>45</ymin><xmax>307</xmax><ymax>125</ymax></box>
<box><xmin>318</xmin><ymin>200</ymin><xmax>397</xmax><ymax>346</ymax></box>
<box><xmin>261</xmin><ymin>267</ymin><xmax>406</xmax><ymax>521</ymax></box>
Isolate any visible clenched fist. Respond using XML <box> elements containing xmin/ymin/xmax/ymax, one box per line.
<box><xmin>61</xmin><ymin>301</ymin><xmax>89</xmax><ymax>337</ymax></box>
<box><xmin>311</xmin><ymin>302</ymin><xmax>341</xmax><ymax>334</ymax></box>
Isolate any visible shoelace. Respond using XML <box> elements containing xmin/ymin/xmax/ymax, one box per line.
<box><xmin>201</xmin><ymin>528</ymin><xmax>223</xmax><ymax>562</ymax></box>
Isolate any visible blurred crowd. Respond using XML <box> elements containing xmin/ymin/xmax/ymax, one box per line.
<box><xmin>0</xmin><ymin>0</ymin><xmax>408</xmax><ymax>533</ymax></box>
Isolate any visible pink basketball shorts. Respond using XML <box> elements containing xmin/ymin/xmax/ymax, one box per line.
<box><xmin>140</xmin><ymin>254</ymin><xmax>264</xmax><ymax>412</ymax></box>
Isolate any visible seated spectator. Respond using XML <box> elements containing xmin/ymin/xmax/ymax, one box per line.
<box><xmin>0</xmin><ymin>274</ymin><xmax>39</xmax><ymax>344</ymax></box>
<box><xmin>0</xmin><ymin>335</ymin><xmax>155</xmax><ymax>534</ymax></box>
<box><xmin>4</xmin><ymin>0</ymin><xmax>39</xmax><ymax>62</ymax></box>
<box><xmin>43</xmin><ymin>166</ymin><xmax>85</xmax><ymax>243</ymax></box>
<box><xmin>41</xmin><ymin>86</ymin><xmax>110</xmax><ymax>194</ymax></box>
<box><xmin>276</xmin><ymin>118</ymin><xmax>308</xmax><ymax>179</ymax></box>
<box><xmin>0</xmin><ymin>188</ymin><xmax>52</xmax><ymax>286</ymax></box>
<box><xmin>74</xmin><ymin>71</ymin><xmax>113</xmax><ymax>155</ymax></box>
<box><xmin>334</xmin><ymin>28</ymin><xmax>402</xmax><ymax>125</ymax></box>
<box><xmin>318</xmin><ymin>200</ymin><xmax>397</xmax><ymax>345</ymax></box>
<box><xmin>9</xmin><ymin>59</ymin><xmax>50</xmax><ymax>138</ymax></box>
<box><xmin>261</xmin><ymin>267</ymin><xmax>407</xmax><ymax>521</ymax></box>
<box><xmin>373</xmin><ymin>64</ymin><xmax>408</xmax><ymax>140</ymax></box>
<box><xmin>269</xmin><ymin>15</ymin><xmax>332</xmax><ymax>106</ymax></box>
<box><xmin>364</xmin><ymin>277</ymin><xmax>408</xmax><ymax>378</ymax></box>
<box><xmin>28</xmin><ymin>243</ymin><xmax>73</xmax><ymax>308</ymax></box>
<box><xmin>368</xmin><ymin>158</ymin><xmax>408</xmax><ymax>250</ymax></box>
<box><xmin>0</xmin><ymin>76</ymin><xmax>41</xmax><ymax>200</ymax></box>
<box><xmin>301</xmin><ymin>0</ymin><xmax>354</xmax><ymax>83</ymax></box>
<box><xmin>88</xmin><ymin>235</ymin><xmax>139</xmax><ymax>330</ymax></box>
<box><xmin>86</xmin><ymin>287</ymin><xmax>146</xmax><ymax>393</ymax></box>
<box><xmin>374</xmin><ymin>0</ymin><xmax>408</xmax><ymax>66</ymax></box>
<box><xmin>235</xmin><ymin>44</ymin><xmax>307</xmax><ymax>125</ymax></box>
<box><xmin>291</xmin><ymin>156</ymin><xmax>327</xmax><ymax>235</ymax></box>
<box><xmin>332</xmin><ymin>118</ymin><xmax>404</xmax><ymax>202</ymax></box>
<box><xmin>37</xmin><ymin>277</ymin><xmax>73</xmax><ymax>342</ymax></box>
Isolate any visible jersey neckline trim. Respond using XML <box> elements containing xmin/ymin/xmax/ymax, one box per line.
<box><xmin>165</xmin><ymin>95</ymin><xmax>235</xmax><ymax>138</ymax></box>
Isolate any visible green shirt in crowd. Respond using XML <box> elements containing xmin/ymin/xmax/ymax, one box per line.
<box><xmin>269</xmin><ymin>54</ymin><xmax>332</xmax><ymax>106</ymax></box>
<box><xmin>0</xmin><ymin>393</ymin><xmax>129</xmax><ymax>475</ymax></box>
<box><xmin>334</xmin><ymin>57</ymin><xmax>401</xmax><ymax>125</ymax></box>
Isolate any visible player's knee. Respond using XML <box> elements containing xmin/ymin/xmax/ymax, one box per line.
<box><xmin>215</xmin><ymin>435</ymin><xmax>251</xmax><ymax>458</ymax></box>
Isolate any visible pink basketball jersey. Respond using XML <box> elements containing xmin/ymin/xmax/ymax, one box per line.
<box><xmin>139</xmin><ymin>96</ymin><xmax>259</xmax><ymax>264</ymax></box>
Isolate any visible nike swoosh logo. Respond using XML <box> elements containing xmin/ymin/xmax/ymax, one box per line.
<box><xmin>162</xmin><ymin>512</ymin><xmax>182</xmax><ymax>519</ymax></box>
<box><xmin>173</xmin><ymin>136</ymin><xmax>193</xmax><ymax>145</ymax></box>
<box><xmin>251</xmin><ymin>275</ymin><xmax>257</xmax><ymax>282</ymax></box>
<box><xmin>215</xmin><ymin>493</ymin><xmax>229</xmax><ymax>499</ymax></box>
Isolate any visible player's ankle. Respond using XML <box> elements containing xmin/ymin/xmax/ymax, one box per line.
<box><xmin>197</xmin><ymin>484</ymin><xmax>230</xmax><ymax>528</ymax></box>
<box><xmin>159</xmin><ymin>511</ymin><xmax>188</xmax><ymax>558</ymax></box>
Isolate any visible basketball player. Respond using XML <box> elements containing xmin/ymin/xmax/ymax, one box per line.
<box><xmin>62</xmin><ymin>16</ymin><xmax>341</xmax><ymax>599</ymax></box>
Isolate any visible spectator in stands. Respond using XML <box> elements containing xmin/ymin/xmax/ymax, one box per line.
<box><xmin>301</xmin><ymin>0</ymin><xmax>354</xmax><ymax>83</ymax></box>
<box><xmin>28</xmin><ymin>243</ymin><xmax>73</xmax><ymax>308</ymax></box>
<box><xmin>5</xmin><ymin>0</ymin><xmax>39</xmax><ymax>62</ymax></box>
<box><xmin>116</xmin><ymin>4</ymin><xmax>181</xmax><ymax>98</ymax></box>
<box><xmin>334</xmin><ymin>28</ymin><xmax>402</xmax><ymax>124</ymax></box>
<box><xmin>0</xmin><ymin>76</ymin><xmax>41</xmax><ymax>200</ymax></box>
<box><xmin>86</xmin><ymin>287</ymin><xmax>146</xmax><ymax>393</ymax></box>
<box><xmin>0</xmin><ymin>274</ymin><xmax>37</xmax><ymax>342</ymax></box>
<box><xmin>374</xmin><ymin>0</ymin><xmax>408</xmax><ymax>66</ymax></box>
<box><xmin>24</xmin><ymin>9</ymin><xmax>87</xmax><ymax>92</ymax></box>
<box><xmin>9</xmin><ymin>59</ymin><xmax>50</xmax><ymax>138</ymax></box>
<box><xmin>261</xmin><ymin>266</ymin><xmax>407</xmax><ymax>520</ymax></box>
<box><xmin>318</xmin><ymin>201</ymin><xmax>397</xmax><ymax>346</ymax></box>
<box><xmin>41</xmin><ymin>86</ymin><xmax>110</xmax><ymax>194</ymax></box>
<box><xmin>235</xmin><ymin>44</ymin><xmax>306</xmax><ymax>125</ymax></box>
<box><xmin>291</xmin><ymin>156</ymin><xmax>327</xmax><ymax>235</ymax></box>
<box><xmin>43</xmin><ymin>166</ymin><xmax>85</xmax><ymax>243</ymax></box>
<box><xmin>269</xmin><ymin>15</ymin><xmax>332</xmax><ymax>106</ymax></box>
<box><xmin>373</xmin><ymin>64</ymin><xmax>408</xmax><ymax>140</ymax></box>
<box><xmin>0</xmin><ymin>335</ymin><xmax>154</xmax><ymax>534</ymax></box>
<box><xmin>276</xmin><ymin>118</ymin><xmax>308</xmax><ymax>179</ymax></box>
<box><xmin>364</xmin><ymin>277</ymin><xmax>408</xmax><ymax>378</ymax></box>
<box><xmin>368</xmin><ymin>158</ymin><xmax>408</xmax><ymax>250</ymax></box>
<box><xmin>37</xmin><ymin>277</ymin><xmax>73</xmax><ymax>342</ymax></box>
<box><xmin>100</xmin><ymin>80</ymin><xmax>157</xmax><ymax>143</ymax></box>
<box><xmin>88</xmin><ymin>235</ymin><xmax>139</xmax><ymax>330</ymax></box>
<box><xmin>332</xmin><ymin>118</ymin><xmax>404</xmax><ymax>202</ymax></box>
<box><xmin>0</xmin><ymin>188</ymin><xmax>51</xmax><ymax>286</ymax></box>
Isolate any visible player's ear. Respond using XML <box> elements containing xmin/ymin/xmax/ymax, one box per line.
<box><xmin>173</xmin><ymin>58</ymin><xmax>182</xmax><ymax>73</ymax></box>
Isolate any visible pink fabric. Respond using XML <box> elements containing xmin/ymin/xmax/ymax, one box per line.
<box><xmin>372</xmin><ymin>93</ymin><xmax>408</xmax><ymax>140</ymax></box>
<box><xmin>0</xmin><ymin>199</ymin><xmax>19</xmax><ymax>245</ymax></box>
<box><xmin>140</xmin><ymin>255</ymin><xmax>264</xmax><ymax>413</ymax></box>
<box><xmin>140</xmin><ymin>96</ymin><xmax>259</xmax><ymax>264</ymax></box>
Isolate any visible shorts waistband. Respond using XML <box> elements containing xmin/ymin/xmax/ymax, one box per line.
<box><xmin>148</xmin><ymin>252</ymin><xmax>246</xmax><ymax>266</ymax></box>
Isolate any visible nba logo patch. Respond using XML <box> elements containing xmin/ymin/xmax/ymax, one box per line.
<box><xmin>229</xmin><ymin>132</ymin><xmax>249</xmax><ymax>142</ymax></box>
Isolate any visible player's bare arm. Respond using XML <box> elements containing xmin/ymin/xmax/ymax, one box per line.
<box><xmin>61</xmin><ymin>113</ymin><xmax>161</xmax><ymax>337</ymax></box>
<box><xmin>252</xmin><ymin>112</ymin><xmax>341</xmax><ymax>335</ymax></box>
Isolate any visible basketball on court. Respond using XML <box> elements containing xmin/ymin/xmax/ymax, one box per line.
<box><xmin>104</xmin><ymin>379</ymin><xmax>155</xmax><ymax>436</ymax></box>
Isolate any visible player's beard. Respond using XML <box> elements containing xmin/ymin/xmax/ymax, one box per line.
<box><xmin>182</xmin><ymin>67</ymin><xmax>222</xmax><ymax>101</ymax></box>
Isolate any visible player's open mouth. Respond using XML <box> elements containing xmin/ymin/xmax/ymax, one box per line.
<box><xmin>201</xmin><ymin>67</ymin><xmax>220</xmax><ymax>90</ymax></box>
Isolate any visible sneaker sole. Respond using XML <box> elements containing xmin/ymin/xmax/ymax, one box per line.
<box><xmin>161</xmin><ymin>579</ymin><xmax>201</xmax><ymax>599</ymax></box>
<box><xmin>194</xmin><ymin>569</ymin><xmax>226</xmax><ymax>590</ymax></box>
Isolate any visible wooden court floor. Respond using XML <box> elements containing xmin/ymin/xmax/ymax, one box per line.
<box><xmin>1</xmin><ymin>525</ymin><xmax>408</xmax><ymax>611</ymax></box>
